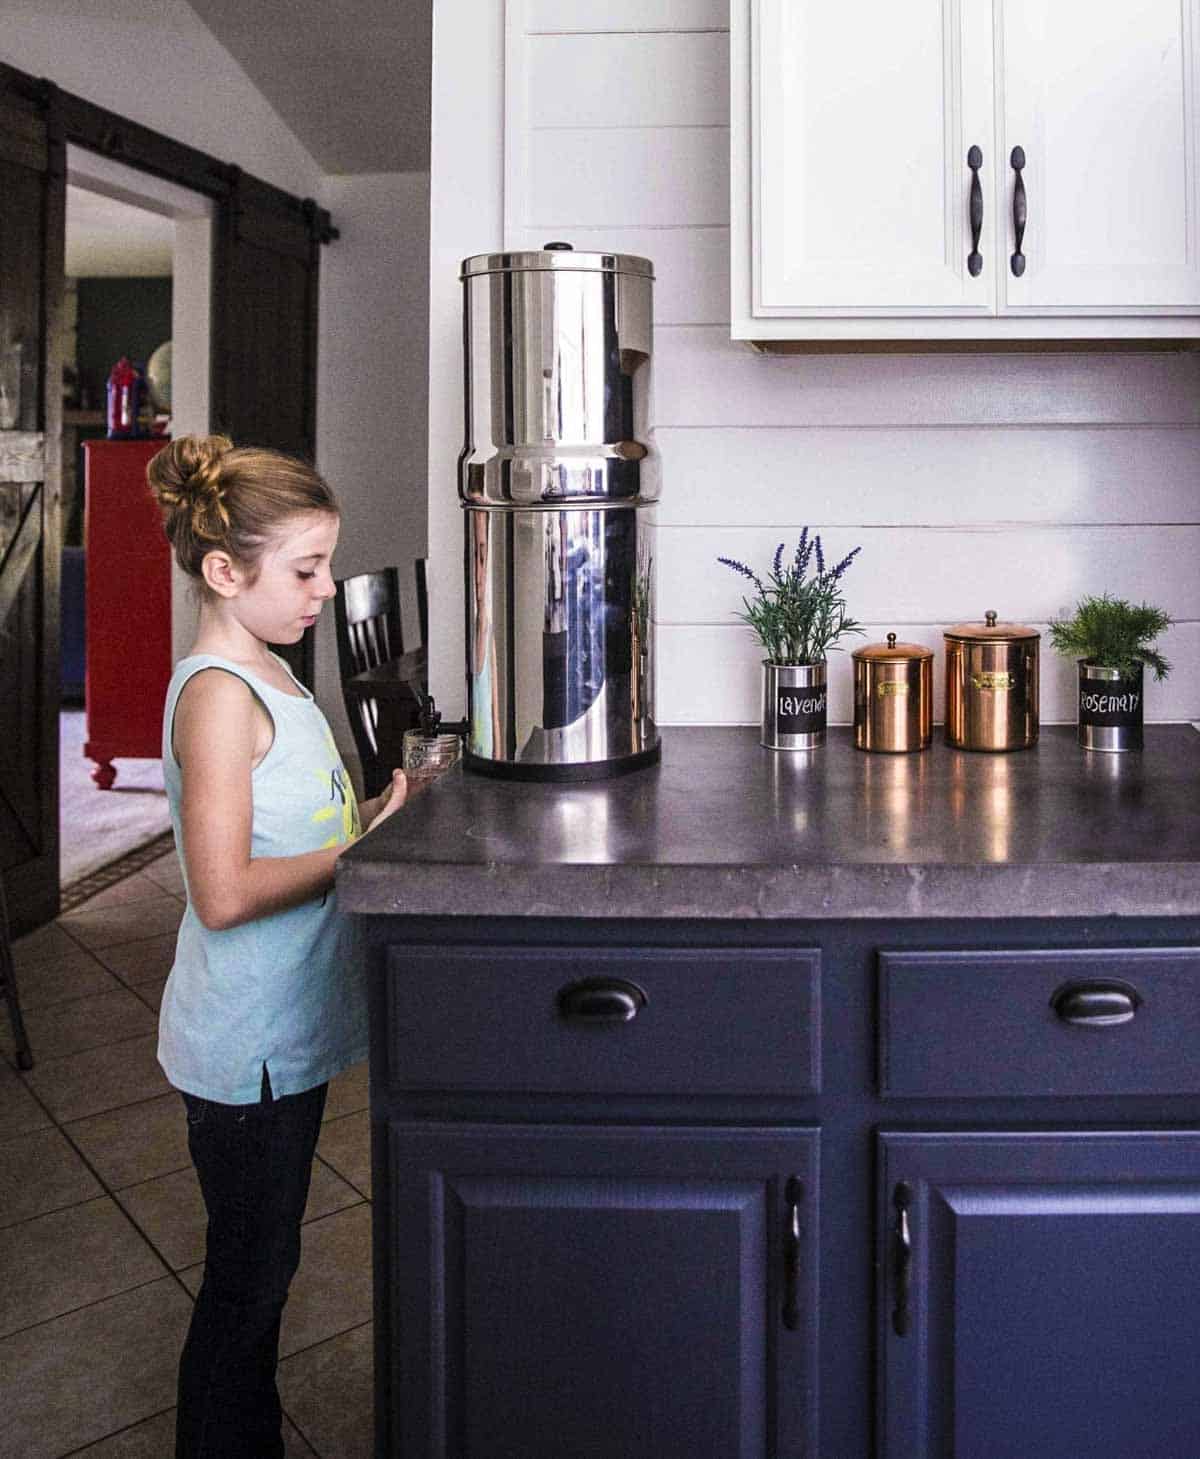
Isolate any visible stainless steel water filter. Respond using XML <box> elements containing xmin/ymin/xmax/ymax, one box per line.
<box><xmin>460</xmin><ymin>244</ymin><xmax>659</xmax><ymax>779</ymax></box>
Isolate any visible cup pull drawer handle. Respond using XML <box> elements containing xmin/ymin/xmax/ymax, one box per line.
<box><xmin>1051</xmin><ymin>980</ymin><xmax>1141</xmax><ymax>1027</ymax></box>
<box><xmin>558</xmin><ymin>978</ymin><xmax>647</xmax><ymax>1024</ymax></box>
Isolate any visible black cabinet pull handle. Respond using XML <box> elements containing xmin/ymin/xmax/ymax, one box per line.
<box><xmin>783</xmin><ymin>1176</ymin><xmax>802</xmax><ymax>1331</ymax></box>
<box><xmin>557</xmin><ymin>977</ymin><xmax>646</xmax><ymax>1024</ymax></box>
<box><xmin>1010</xmin><ymin>146</ymin><xmax>1027</xmax><ymax>276</ymax></box>
<box><xmin>892</xmin><ymin>1181</ymin><xmax>913</xmax><ymax>1337</ymax></box>
<box><xmin>967</xmin><ymin>145</ymin><xmax>984</xmax><ymax>276</ymax></box>
<box><xmin>1052</xmin><ymin>980</ymin><xmax>1141</xmax><ymax>1027</ymax></box>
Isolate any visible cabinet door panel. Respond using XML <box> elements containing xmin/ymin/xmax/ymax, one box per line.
<box><xmin>384</xmin><ymin>1123</ymin><xmax>819</xmax><ymax>1459</ymax></box>
<box><xmin>879</xmin><ymin>1130</ymin><xmax>1200</xmax><ymax>1459</ymax></box>
<box><xmin>754</xmin><ymin>0</ymin><xmax>995</xmax><ymax>315</ymax></box>
<box><xmin>1001</xmin><ymin>0</ymin><xmax>1200</xmax><ymax>312</ymax></box>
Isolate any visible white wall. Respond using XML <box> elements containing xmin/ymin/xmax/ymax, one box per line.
<box><xmin>315</xmin><ymin>170</ymin><xmax>431</xmax><ymax>763</ymax></box>
<box><xmin>428</xmin><ymin>0</ymin><xmax>1200</xmax><ymax>725</ymax></box>
<box><xmin>0</xmin><ymin>0</ymin><xmax>321</xmax><ymax>197</ymax></box>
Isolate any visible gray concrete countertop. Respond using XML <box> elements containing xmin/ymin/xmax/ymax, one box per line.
<box><xmin>337</xmin><ymin>725</ymin><xmax>1200</xmax><ymax>920</ymax></box>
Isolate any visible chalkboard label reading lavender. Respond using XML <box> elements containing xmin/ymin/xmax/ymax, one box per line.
<box><xmin>1079</xmin><ymin>680</ymin><xmax>1141</xmax><ymax>729</ymax></box>
<box><xmin>777</xmin><ymin>687</ymin><xmax>827</xmax><ymax>736</ymax></box>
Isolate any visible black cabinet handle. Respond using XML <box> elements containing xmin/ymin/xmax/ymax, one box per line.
<box><xmin>783</xmin><ymin>1176</ymin><xmax>802</xmax><ymax>1331</ymax></box>
<box><xmin>892</xmin><ymin>1181</ymin><xmax>913</xmax><ymax>1337</ymax></box>
<box><xmin>1052</xmin><ymin>980</ymin><xmax>1141</xmax><ymax>1027</ymax></box>
<box><xmin>967</xmin><ymin>145</ymin><xmax>984</xmax><ymax>276</ymax></box>
<box><xmin>1010</xmin><ymin>146</ymin><xmax>1027</xmax><ymax>276</ymax></box>
<box><xmin>557</xmin><ymin>977</ymin><xmax>646</xmax><ymax>1024</ymax></box>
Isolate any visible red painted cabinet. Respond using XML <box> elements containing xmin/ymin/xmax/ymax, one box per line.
<box><xmin>83</xmin><ymin>439</ymin><xmax>171</xmax><ymax>788</ymax></box>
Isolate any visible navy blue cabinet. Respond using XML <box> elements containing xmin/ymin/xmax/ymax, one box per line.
<box><xmin>364</xmin><ymin>919</ymin><xmax>1200</xmax><ymax>1457</ymax></box>
<box><xmin>380</xmin><ymin>1121</ymin><xmax>820</xmax><ymax>1459</ymax></box>
<box><xmin>878</xmin><ymin>1130</ymin><xmax>1200</xmax><ymax>1459</ymax></box>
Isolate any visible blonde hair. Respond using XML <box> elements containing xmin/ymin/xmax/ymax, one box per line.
<box><xmin>147</xmin><ymin>434</ymin><xmax>338</xmax><ymax>581</ymax></box>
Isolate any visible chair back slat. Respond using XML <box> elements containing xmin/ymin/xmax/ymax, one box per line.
<box><xmin>334</xmin><ymin>567</ymin><xmax>405</xmax><ymax>795</ymax></box>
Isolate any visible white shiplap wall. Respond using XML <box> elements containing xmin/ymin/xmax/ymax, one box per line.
<box><xmin>439</xmin><ymin>0</ymin><xmax>1200</xmax><ymax>725</ymax></box>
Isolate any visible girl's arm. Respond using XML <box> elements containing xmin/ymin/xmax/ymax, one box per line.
<box><xmin>175</xmin><ymin>670</ymin><xmax>404</xmax><ymax>931</ymax></box>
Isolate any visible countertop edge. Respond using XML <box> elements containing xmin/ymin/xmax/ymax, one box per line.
<box><xmin>338</xmin><ymin>859</ymin><xmax>1200</xmax><ymax>921</ymax></box>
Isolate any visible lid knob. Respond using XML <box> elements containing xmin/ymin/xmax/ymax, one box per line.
<box><xmin>985</xmin><ymin>609</ymin><xmax>998</xmax><ymax>627</ymax></box>
<box><xmin>887</xmin><ymin>632</ymin><xmax>896</xmax><ymax>648</ymax></box>
<box><xmin>543</xmin><ymin>241</ymin><xmax>573</xmax><ymax>250</ymax></box>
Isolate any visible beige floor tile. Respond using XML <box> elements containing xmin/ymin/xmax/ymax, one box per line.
<box><xmin>280</xmin><ymin>1204</ymin><xmax>373</xmax><ymax>1357</ymax></box>
<box><xmin>72</xmin><ymin>1409</ymin><xmax>317</xmax><ymax>1456</ymax></box>
<box><xmin>278</xmin><ymin>1321</ymin><xmax>374</xmax><ymax>1459</ymax></box>
<box><xmin>95</xmin><ymin>931</ymin><xmax>178</xmax><ymax>985</ymax></box>
<box><xmin>22</xmin><ymin>1033</ymin><xmax>169</xmax><ymax>1123</ymax></box>
<box><xmin>69</xmin><ymin>1408</ymin><xmax>176</xmax><ymax>1457</ymax></box>
<box><xmin>116</xmin><ymin>1167</ymin><xmax>206</xmax><ymax>1272</ymax></box>
<box><xmin>177</xmin><ymin>1261</ymin><xmax>202</xmax><ymax>1296</ymax></box>
<box><xmin>1</xmin><ymin>987</ymin><xmax>157</xmax><ymax>1063</ymax></box>
<box><xmin>67</xmin><ymin>1091</ymin><xmax>189</xmax><ymax>1190</ymax></box>
<box><xmin>59</xmin><ymin>898</ymin><xmax>183</xmax><ymax>953</ymax></box>
<box><xmin>141</xmin><ymin>852</ymin><xmax>186</xmax><ymax>897</ymax></box>
<box><xmin>324</xmin><ymin>1058</ymin><xmax>370</xmax><ymax>1122</ymax></box>
<box><xmin>0</xmin><ymin>1277</ymin><xmax>191</xmax><ymax>1459</ymax></box>
<box><xmin>0</xmin><ymin>1063</ymin><xmax>53</xmax><ymax>1142</ymax></box>
<box><xmin>12</xmin><ymin>920</ymin><xmax>82</xmax><ymax>971</ymax></box>
<box><xmin>72</xmin><ymin>873</ymin><xmax>182</xmax><ymax>913</ymax></box>
<box><xmin>131</xmin><ymin>973</ymin><xmax>168</xmax><ymax>1011</ymax></box>
<box><xmin>0</xmin><ymin>1125</ymin><xmax>102</xmax><ymax>1228</ymax></box>
<box><xmin>13</xmin><ymin>947</ymin><xmax>121</xmax><ymax>1013</ymax></box>
<box><xmin>307</xmin><ymin>1156</ymin><xmax>365</xmax><ymax>1223</ymax></box>
<box><xmin>122</xmin><ymin>1158</ymin><xmax>366</xmax><ymax>1276</ymax></box>
<box><xmin>318</xmin><ymin>1108</ymin><xmax>371</xmax><ymax>1197</ymax></box>
<box><xmin>0</xmin><ymin>1195</ymin><xmax>167</xmax><ymax>1338</ymax></box>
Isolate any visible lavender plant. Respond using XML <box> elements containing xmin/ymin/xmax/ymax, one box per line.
<box><xmin>718</xmin><ymin>528</ymin><xmax>863</xmax><ymax>665</ymax></box>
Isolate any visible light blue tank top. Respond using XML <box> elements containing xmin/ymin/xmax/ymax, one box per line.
<box><xmin>158</xmin><ymin>652</ymin><xmax>367</xmax><ymax>1103</ymax></box>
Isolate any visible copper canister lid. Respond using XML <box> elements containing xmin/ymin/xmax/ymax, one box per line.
<box><xmin>945</xmin><ymin>609</ymin><xmax>1039</xmax><ymax>642</ymax></box>
<box><xmin>853</xmin><ymin>631</ymin><xmax>934</xmax><ymax>661</ymax></box>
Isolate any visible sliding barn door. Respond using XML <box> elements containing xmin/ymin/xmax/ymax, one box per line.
<box><xmin>0</xmin><ymin>75</ymin><xmax>64</xmax><ymax>934</ymax></box>
<box><xmin>212</xmin><ymin>172</ymin><xmax>328</xmax><ymax>686</ymax></box>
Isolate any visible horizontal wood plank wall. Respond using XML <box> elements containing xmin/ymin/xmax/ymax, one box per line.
<box><xmin>505</xmin><ymin>1</ymin><xmax>1200</xmax><ymax>724</ymax></box>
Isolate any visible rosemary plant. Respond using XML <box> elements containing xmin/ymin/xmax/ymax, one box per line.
<box><xmin>1049</xmin><ymin>594</ymin><xmax>1172</xmax><ymax>680</ymax></box>
<box><xmin>719</xmin><ymin>528</ymin><xmax>863</xmax><ymax>665</ymax></box>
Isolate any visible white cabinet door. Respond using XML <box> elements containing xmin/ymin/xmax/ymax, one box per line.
<box><xmin>998</xmin><ymin>0</ymin><xmax>1200</xmax><ymax>314</ymax></box>
<box><xmin>753</xmin><ymin>0</ymin><xmax>995</xmax><ymax>316</ymax></box>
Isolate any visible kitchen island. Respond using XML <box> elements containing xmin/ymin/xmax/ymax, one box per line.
<box><xmin>339</xmin><ymin>726</ymin><xmax>1200</xmax><ymax>1459</ymax></box>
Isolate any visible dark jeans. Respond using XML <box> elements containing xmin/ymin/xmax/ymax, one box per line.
<box><xmin>176</xmin><ymin>1069</ymin><xmax>328</xmax><ymax>1459</ymax></box>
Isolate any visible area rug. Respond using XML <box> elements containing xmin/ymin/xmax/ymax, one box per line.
<box><xmin>59</xmin><ymin>710</ymin><xmax>172</xmax><ymax>888</ymax></box>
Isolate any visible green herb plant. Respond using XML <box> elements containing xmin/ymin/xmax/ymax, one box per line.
<box><xmin>718</xmin><ymin>528</ymin><xmax>863</xmax><ymax>666</ymax></box>
<box><xmin>1048</xmin><ymin>594</ymin><xmax>1172</xmax><ymax>680</ymax></box>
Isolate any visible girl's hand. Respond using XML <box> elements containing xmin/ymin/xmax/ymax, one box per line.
<box><xmin>364</xmin><ymin>769</ymin><xmax>407</xmax><ymax>831</ymax></box>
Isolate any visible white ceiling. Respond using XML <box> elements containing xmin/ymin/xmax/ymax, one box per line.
<box><xmin>185</xmin><ymin>0</ymin><xmax>432</xmax><ymax>175</ymax></box>
<box><xmin>65</xmin><ymin>186</ymin><xmax>174</xmax><ymax>277</ymax></box>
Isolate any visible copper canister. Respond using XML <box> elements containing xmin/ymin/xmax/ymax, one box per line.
<box><xmin>944</xmin><ymin>610</ymin><xmax>1040</xmax><ymax>751</ymax></box>
<box><xmin>852</xmin><ymin>633</ymin><xmax>934</xmax><ymax>752</ymax></box>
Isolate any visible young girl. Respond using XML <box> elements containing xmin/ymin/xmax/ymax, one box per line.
<box><xmin>148</xmin><ymin>433</ymin><xmax>405</xmax><ymax>1459</ymax></box>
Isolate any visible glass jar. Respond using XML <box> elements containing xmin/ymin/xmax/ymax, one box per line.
<box><xmin>402</xmin><ymin>729</ymin><xmax>462</xmax><ymax>787</ymax></box>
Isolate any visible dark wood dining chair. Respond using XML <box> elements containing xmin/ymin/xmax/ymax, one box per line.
<box><xmin>334</xmin><ymin>567</ymin><xmax>405</xmax><ymax>798</ymax></box>
<box><xmin>415</xmin><ymin>557</ymin><xmax>428</xmax><ymax>652</ymax></box>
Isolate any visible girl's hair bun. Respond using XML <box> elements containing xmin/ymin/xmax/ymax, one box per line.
<box><xmin>147</xmin><ymin>433</ymin><xmax>337</xmax><ymax>583</ymax></box>
<box><xmin>147</xmin><ymin>434</ymin><xmax>233</xmax><ymax>513</ymax></box>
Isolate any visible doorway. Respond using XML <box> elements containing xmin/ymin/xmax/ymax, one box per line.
<box><xmin>58</xmin><ymin>148</ymin><xmax>212</xmax><ymax>896</ymax></box>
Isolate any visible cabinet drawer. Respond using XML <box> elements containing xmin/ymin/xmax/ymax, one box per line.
<box><xmin>384</xmin><ymin>945</ymin><xmax>820</xmax><ymax>1095</ymax></box>
<box><xmin>879</xmin><ymin>947</ymin><xmax>1200</xmax><ymax>1097</ymax></box>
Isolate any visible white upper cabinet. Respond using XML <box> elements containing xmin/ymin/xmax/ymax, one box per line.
<box><xmin>1000</xmin><ymin>0</ymin><xmax>1200</xmax><ymax>314</ymax></box>
<box><xmin>732</xmin><ymin>0</ymin><xmax>1200</xmax><ymax>341</ymax></box>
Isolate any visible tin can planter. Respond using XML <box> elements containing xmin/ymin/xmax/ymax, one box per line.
<box><xmin>762</xmin><ymin>661</ymin><xmax>827</xmax><ymax>750</ymax></box>
<box><xmin>1078</xmin><ymin>661</ymin><xmax>1143</xmax><ymax>752</ymax></box>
